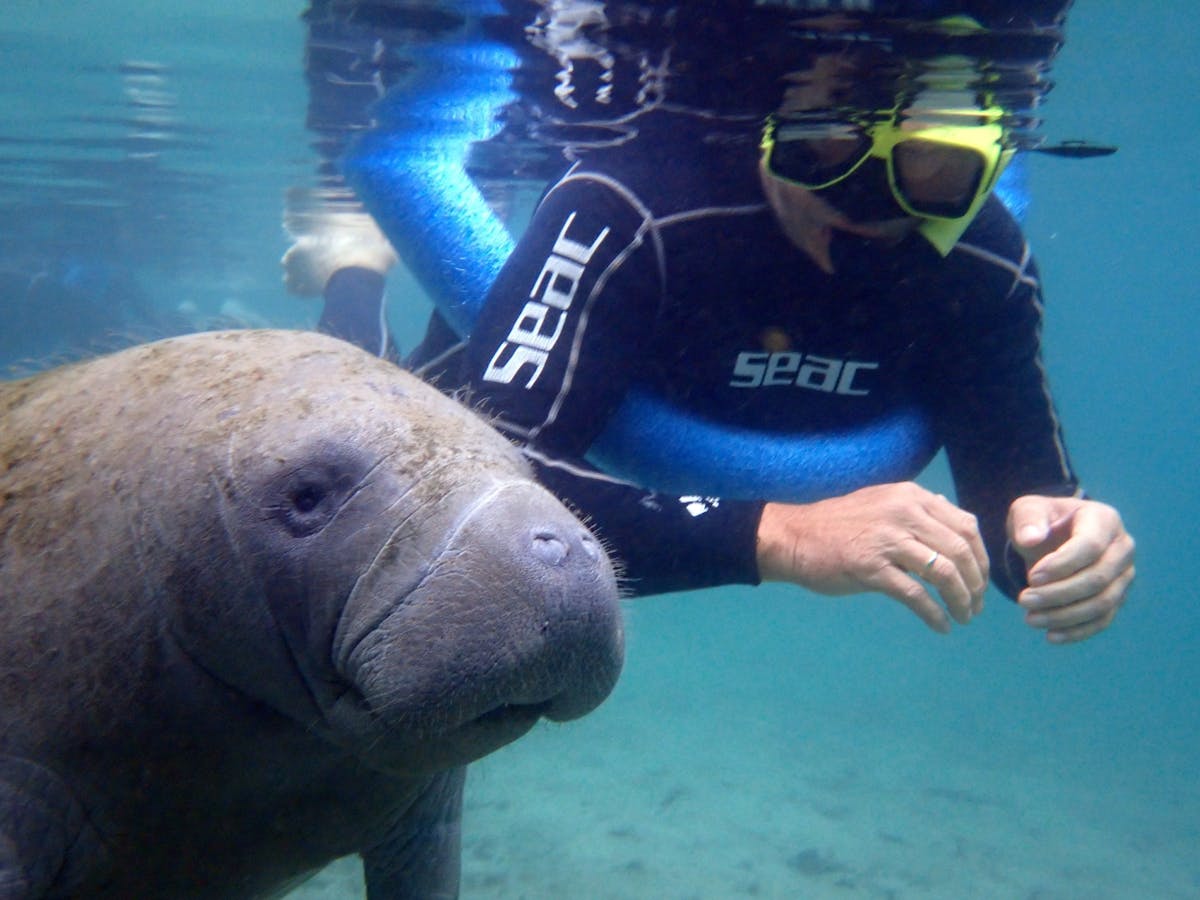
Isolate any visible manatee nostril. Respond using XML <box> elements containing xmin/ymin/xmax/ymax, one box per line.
<box><xmin>579</xmin><ymin>531</ymin><xmax>601</xmax><ymax>562</ymax></box>
<box><xmin>531</xmin><ymin>530</ymin><xmax>569</xmax><ymax>566</ymax></box>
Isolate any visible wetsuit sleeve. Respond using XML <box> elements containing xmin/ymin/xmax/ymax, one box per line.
<box><xmin>934</xmin><ymin>229</ymin><xmax>1080</xmax><ymax>598</ymax></box>
<box><xmin>519</xmin><ymin>450</ymin><xmax>763</xmax><ymax>595</ymax></box>
<box><xmin>319</xmin><ymin>266</ymin><xmax>401</xmax><ymax>362</ymax></box>
<box><xmin>453</xmin><ymin>172</ymin><xmax>765</xmax><ymax>595</ymax></box>
<box><xmin>463</xmin><ymin>172</ymin><xmax>657</xmax><ymax>455</ymax></box>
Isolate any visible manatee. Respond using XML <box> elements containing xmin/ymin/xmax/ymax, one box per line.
<box><xmin>0</xmin><ymin>329</ymin><xmax>623</xmax><ymax>899</ymax></box>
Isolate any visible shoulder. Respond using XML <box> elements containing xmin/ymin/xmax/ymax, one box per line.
<box><xmin>958</xmin><ymin>194</ymin><xmax>1029</xmax><ymax>259</ymax></box>
<box><xmin>548</xmin><ymin>117</ymin><xmax>765</xmax><ymax>221</ymax></box>
<box><xmin>945</xmin><ymin>196</ymin><xmax>1041</xmax><ymax>299</ymax></box>
<box><xmin>544</xmin><ymin>165</ymin><xmax>657</xmax><ymax>224</ymax></box>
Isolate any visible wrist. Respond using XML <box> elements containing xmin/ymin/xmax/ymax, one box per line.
<box><xmin>756</xmin><ymin>501</ymin><xmax>808</xmax><ymax>583</ymax></box>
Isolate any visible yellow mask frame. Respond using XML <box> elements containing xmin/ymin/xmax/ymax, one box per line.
<box><xmin>763</xmin><ymin>110</ymin><xmax>1017</xmax><ymax>255</ymax></box>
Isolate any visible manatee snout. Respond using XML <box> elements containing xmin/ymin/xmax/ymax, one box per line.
<box><xmin>344</xmin><ymin>479</ymin><xmax>624</xmax><ymax>767</ymax></box>
<box><xmin>456</xmin><ymin>483</ymin><xmax>623</xmax><ymax>723</ymax></box>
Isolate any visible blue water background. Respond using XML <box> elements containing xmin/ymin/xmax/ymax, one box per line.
<box><xmin>2</xmin><ymin>1</ymin><xmax>1197</xmax><ymax>896</ymax></box>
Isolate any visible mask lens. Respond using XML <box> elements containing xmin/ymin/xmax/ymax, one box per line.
<box><xmin>768</xmin><ymin>123</ymin><xmax>871</xmax><ymax>188</ymax></box>
<box><xmin>892</xmin><ymin>139</ymin><xmax>987</xmax><ymax>218</ymax></box>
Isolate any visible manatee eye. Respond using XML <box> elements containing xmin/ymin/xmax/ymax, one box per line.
<box><xmin>290</xmin><ymin>482</ymin><xmax>325</xmax><ymax>514</ymax></box>
<box><xmin>271</xmin><ymin>473</ymin><xmax>339</xmax><ymax>537</ymax></box>
<box><xmin>267</xmin><ymin>458</ymin><xmax>362</xmax><ymax>538</ymax></box>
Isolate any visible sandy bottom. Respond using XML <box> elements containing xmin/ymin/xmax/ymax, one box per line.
<box><xmin>288</xmin><ymin>587</ymin><xmax>1198</xmax><ymax>899</ymax></box>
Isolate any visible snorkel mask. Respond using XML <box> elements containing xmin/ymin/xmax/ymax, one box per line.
<box><xmin>761</xmin><ymin>104</ymin><xmax>1016</xmax><ymax>255</ymax></box>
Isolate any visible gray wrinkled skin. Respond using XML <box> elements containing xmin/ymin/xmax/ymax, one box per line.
<box><xmin>0</xmin><ymin>330</ymin><xmax>623</xmax><ymax>899</ymax></box>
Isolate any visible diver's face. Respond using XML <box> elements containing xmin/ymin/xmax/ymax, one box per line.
<box><xmin>765</xmin><ymin>51</ymin><xmax>1011</xmax><ymax>266</ymax></box>
<box><xmin>764</xmin><ymin>55</ymin><xmax>919</xmax><ymax>272</ymax></box>
<box><xmin>759</xmin><ymin>156</ymin><xmax>918</xmax><ymax>274</ymax></box>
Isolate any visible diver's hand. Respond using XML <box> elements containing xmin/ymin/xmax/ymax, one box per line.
<box><xmin>1008</xmin><ymin>495</ymin><xmax>1135</xmax><ymax>644</ymax></box>
<box><xmin>281</xmin><ymin>208</ymin><xmax>398</xmax><ymax>297</ymax></box>
<box><xmin>756</xmin><ymin>482</ymin><xmax>988</xmax><ymax>633</ymax></box>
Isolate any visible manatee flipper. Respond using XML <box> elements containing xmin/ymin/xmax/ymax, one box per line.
<box><xmin>0</xmin><ymin>756</ymin><xmax>106</xmax><ymax>898</ymax></box>
<box><xmin>363</xmin><ymin>766</ymin><xmax>466</xmax><ymax>900</ymax></box>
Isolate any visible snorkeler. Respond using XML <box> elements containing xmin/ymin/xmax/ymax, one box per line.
<box><xmin>288</xmin><ymin>1</ymin><xmax>1135</xmax><ymax>643</ymax></box>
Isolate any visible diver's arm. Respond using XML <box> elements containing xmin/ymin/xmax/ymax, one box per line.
<box><xmin>935</xmin><ymin>238</ymin><xmax>1081</xmax><ymax>597</ymax></box>
<box><xmin>454</xmin><ymin>172</ymin><xmax>765</xmax><ymax>595</ymax></box>
<box><xmin>945</xmin><ymin>307</ymin><xmax>1136</xmax><ymax>643</ymax></box>
<box><xmin>463</xmin><ymin>172</ymin><xmax>659</xmax><ymax>455</ymax></box>
<box><xmin>525</xmin><ymin>449</ymin><xmax>764</xmax><ymax>596</ymax></box>
<box><xmin>317</xmin><ymin>265</ymin><xmax>401</xmax><ymax>362</ymax></box>
<box><xmin>936</xmin><ymin>224</ymin><xmax>1134</xmax><ymax>639</ymax></box>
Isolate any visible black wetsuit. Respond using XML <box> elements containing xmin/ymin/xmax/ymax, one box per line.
<box><xmin>402</xmin><ymin>117</ymin><xmax>1080</xmax><ymax>598</ymax></box>
<box><xmin>301</xmin><ymin>4</ymin><xmax>1080</xmax><ymax>599</ymax></box>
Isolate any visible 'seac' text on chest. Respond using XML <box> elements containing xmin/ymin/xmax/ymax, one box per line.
<box><xmin>730</xmin><ymin>350</ymin><xmax>878</xmax><ymax>395</ymax></box>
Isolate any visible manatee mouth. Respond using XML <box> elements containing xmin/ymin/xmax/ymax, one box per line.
<box><xmin>470</xmin><ymin>700</ymin><xmax>551</xmax><ymax>730</ymax></box>
<box><xmin>439</xmin><ymin>700</ymin><xmax>551</xmax><ymax>760</ymax></box>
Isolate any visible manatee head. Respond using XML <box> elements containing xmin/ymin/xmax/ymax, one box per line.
<box><xmin>6</xmin><ymin>330</ymin><xmax>623</xmax><ymax>777</ymax></box>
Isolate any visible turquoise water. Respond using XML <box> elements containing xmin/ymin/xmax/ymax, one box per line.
<box><xmin>2</xmin><ymin>2</ymin><xmax>1197</xmax><ymax>897</ymax></box>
